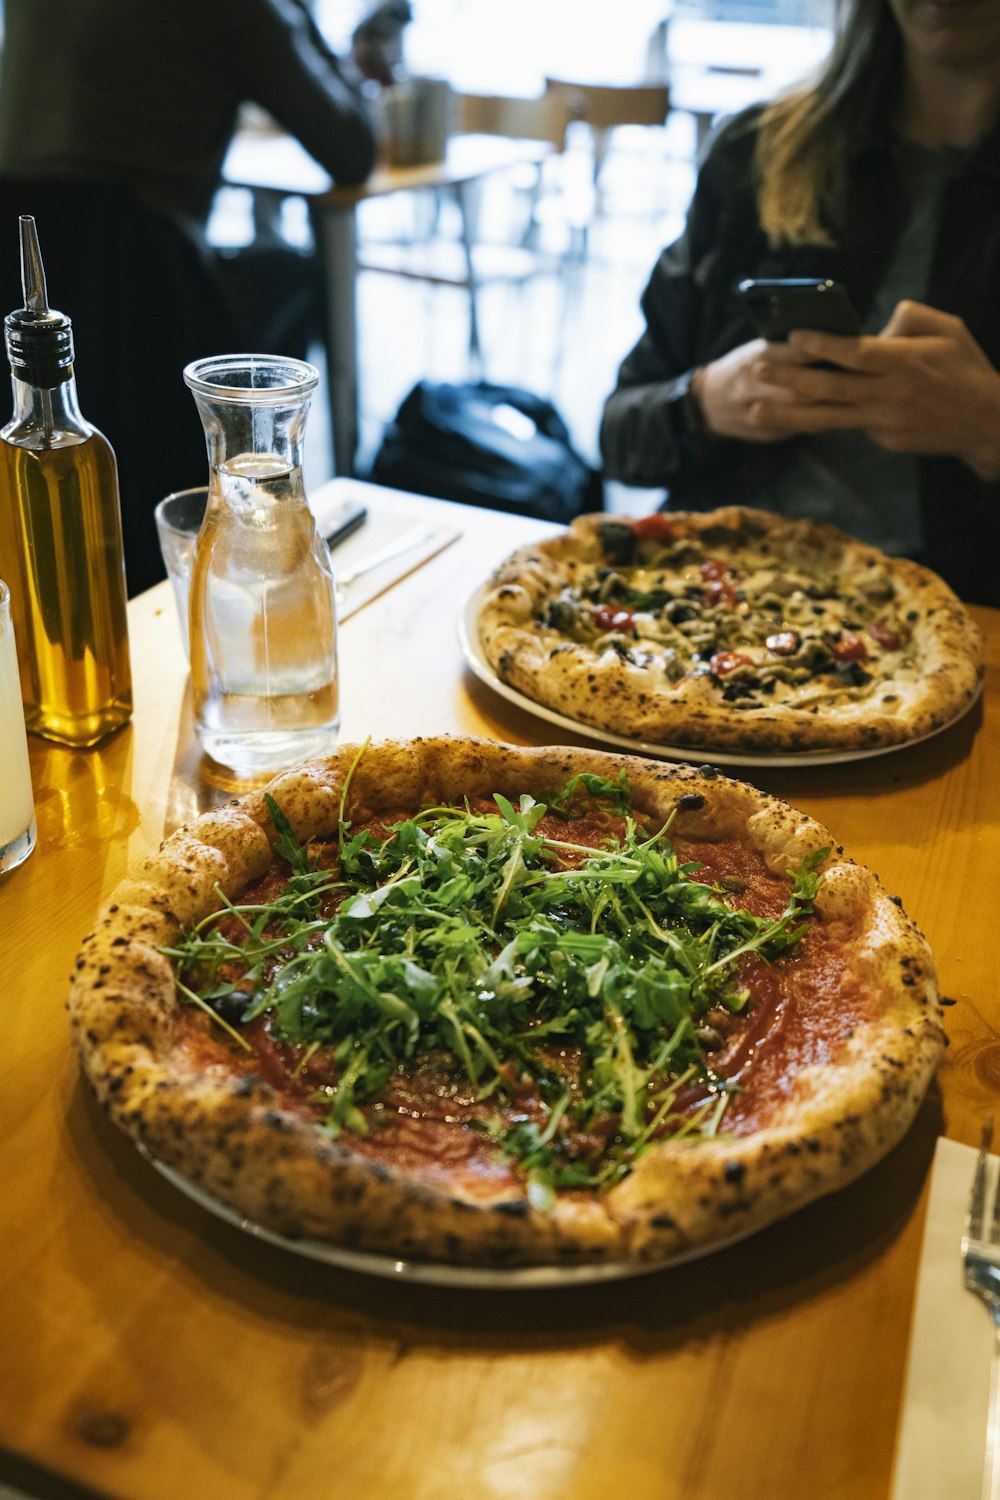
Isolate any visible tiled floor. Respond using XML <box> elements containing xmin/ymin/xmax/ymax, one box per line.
<box><xmin>300</xmin><ymin>112</ymin><xmax>701</xmax><ymax>517</ymax></box>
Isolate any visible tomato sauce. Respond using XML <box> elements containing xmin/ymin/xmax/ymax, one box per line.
<box><xmin>174</xmin><ymin>1012</ymin><xmax>551</xmax><ymax>1196</ymax></box>
<box><xmin>671</xmin><ymin>835</ymin><xmax>790</xmax><ymax>919</ymax></box>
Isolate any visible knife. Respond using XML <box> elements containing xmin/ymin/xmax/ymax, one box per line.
<box><xmin>322</xmin><ymin>497</ymin><xmax>368</xmax><ymax>550</ymax></box>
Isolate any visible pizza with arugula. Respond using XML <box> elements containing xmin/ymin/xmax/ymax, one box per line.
<box><xmin>68</xmin><ymin>738</ymin><xmax>945</xmax><ymax>1270</ymax></box>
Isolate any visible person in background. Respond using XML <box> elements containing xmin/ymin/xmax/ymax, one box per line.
<box><xmin>600</xmin><ymin>0</ymin><xmax>1000</xmax><ymax>606</ymax></box>
<box><xmin>0</xmin><ymin>0</ymin><xmax>406</xmax><ymax>596</ymax></box>
<box><xmin>351</xmin><ymin>0</ymin><xmax>413</xmax><ymax>86</ymax></box>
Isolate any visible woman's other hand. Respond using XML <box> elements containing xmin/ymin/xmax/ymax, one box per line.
<box><xmin>753</xmin><ymin>302</ymin><xmax>1000</xmax><ymax>480</ymax></box>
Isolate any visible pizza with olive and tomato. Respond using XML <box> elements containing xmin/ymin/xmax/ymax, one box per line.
<box><xmin>474</xmin><ymin>507</ymin><xmax>983</xmax><ymax>755</ymax></box>
<box><xmin>68</xmin><ymin>738</ymin><xmax>945</xmax><ymax>1272</ymax></box>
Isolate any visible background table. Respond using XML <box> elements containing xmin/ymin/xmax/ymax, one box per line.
<box><xmin>1</xmin><ymin>481</ymin><xmax>997</xmax><ymax>1500</ymax></box>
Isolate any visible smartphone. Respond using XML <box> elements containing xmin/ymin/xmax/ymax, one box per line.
<box><xmin>322</xmin><ymin>495</ymin><xmax>368</xmax><ymax>551</ymax></box>
<box><xmin>737</xmin><ymin>278</ymin><xmax>862</xmax><ymax>340</ymax></box>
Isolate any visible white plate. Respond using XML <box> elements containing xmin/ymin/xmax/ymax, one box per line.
<box><xmin>458</xmin><ymin>582</ymin><xmax>978</xmax><ymax>770</ymax></box>
<box><xmin>146</xmin><ymin>1155</ymin><xmax>753</xmax><ymax>1289</ymax></box>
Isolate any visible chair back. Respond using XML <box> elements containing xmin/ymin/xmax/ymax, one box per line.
<box><xmin>543</xmin><ymin>79</ymin><xmax>670</xmax><ymax>130</ymax></box>
<box><xmin>457</xmin><ymin>91</ymin><xmax>572</xmax><ymax>151</ymax></box>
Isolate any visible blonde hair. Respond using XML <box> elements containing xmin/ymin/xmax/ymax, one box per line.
<box><xmin>755</xmin><ymin>0</ymin><xmax>901</xmax><ymax>246</ymax></box>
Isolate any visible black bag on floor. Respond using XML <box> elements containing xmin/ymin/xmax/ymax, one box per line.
<box><xmin>367</xmin><ymin>380</ymin><xmax>603</xmax><ymax>524</ymax></box>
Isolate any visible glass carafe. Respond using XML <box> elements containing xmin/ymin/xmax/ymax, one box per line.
<box><xmin>184</xmin><ymin>354</ymin><xmax>339</xmax><ymax>777</ymax></box>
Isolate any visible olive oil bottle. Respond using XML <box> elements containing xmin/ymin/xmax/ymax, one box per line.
<box><xmin>0</xmin><ymin>216</ymin><xmax>131</xmax><ymax>746</ymax></box>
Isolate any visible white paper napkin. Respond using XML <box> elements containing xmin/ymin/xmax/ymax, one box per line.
<box><xmin>891</xmin><ymin>1135</ymin><xmax>995</xmax><ymax>1500</ymax></box>
<box><xmin>312</xmin><ymin>483</ymin><xmax>460</xmax><ymax>622</ymax></box>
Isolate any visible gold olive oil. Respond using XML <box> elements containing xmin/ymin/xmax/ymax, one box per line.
<box><xmin>0</xmin><ymin>429</ymin><xmax>131</xmax><ymax>745</ymax></box>
<box><xmin>0</xmin><ymin>215</ymin><xmax>131</xmax><ymax>747</ymax></box>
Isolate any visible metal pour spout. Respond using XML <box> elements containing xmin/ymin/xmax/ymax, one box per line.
<box><xmin>4</xmin><ymin>213</ymin><xmax>74</xmax><ymax>387</ymax></box>
<box><xmin>19</xmin><ymin>215</ymin><xmax>49</xmax><ymax>316</ymax></box>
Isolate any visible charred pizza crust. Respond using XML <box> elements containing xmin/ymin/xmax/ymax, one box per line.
<box><xmin>475</xmin><ymin>508</ymin><xmax>983</xmax><ymax>754</ymax></box>
<box><xmin>68</xmin><ymin>737</ymin><xmax>945</xmax><ymax>1268</ymax></box>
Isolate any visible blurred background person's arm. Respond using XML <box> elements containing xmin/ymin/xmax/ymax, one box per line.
<box><xmin>223</xmin><ymin>0</ymin><xmax>384</xmax><ymax>194</ymax></box>
<box><xmin>349</xmin><ymin>1</ymin><xmax>413</xmax><ymax>89</ymax></box>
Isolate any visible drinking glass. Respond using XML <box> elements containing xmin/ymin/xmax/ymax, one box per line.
<box><xmin>0</xmin><ymin>580</ymin><xmax>37</xmax><ymax>873</ymax></box>
<box><xmin>154</xmin><ymin>485</ymin><xmax>208</xmax><ymax>659</ymax></box>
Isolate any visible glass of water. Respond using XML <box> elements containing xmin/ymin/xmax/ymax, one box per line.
<box><xmin>154</xmin><ymin>485</ymin><xmax>208</xmax><ymax>659</ymax></box>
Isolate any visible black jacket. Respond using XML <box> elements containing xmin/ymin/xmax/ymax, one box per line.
<box><xmin>0</xmin><ymin>0</ymin><xmax>378</xmax><ymax>595</ymax></box>
<box><xmin>0</xmin><ymin>0</ymin><xmax>377</xmax><ymax>229</ymax></box>
<box><xmin>600</xmin><ymin>106</ymin><xmax>1000</xmax><ymax>606</ymax></box>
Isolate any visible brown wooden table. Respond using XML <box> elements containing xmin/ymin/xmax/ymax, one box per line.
<box><xmin>1</xmin><ymin>481</ymin><xmax>997</xmax><ymax>1500</ymax></box>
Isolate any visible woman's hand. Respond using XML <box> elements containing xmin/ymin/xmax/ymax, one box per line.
<box><xmin>693</xmin><ymin>337</ymin><xmax>807</xmax><ymax>443</ymax></box>
<box><xmin>751</xmin><ymin>301</ymin><xmax>1000</xmax><ymax>480</ymax></box>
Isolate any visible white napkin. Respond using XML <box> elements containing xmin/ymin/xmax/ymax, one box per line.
<box><xmin>312</xmin><ymin>483</ymin><xmax>460</xmax><ymax>622</ymax></box>
<box><xmin>891</xmin><ymin>1135</ymin><xmax>995</xmax><ymax>1499</ymax></box>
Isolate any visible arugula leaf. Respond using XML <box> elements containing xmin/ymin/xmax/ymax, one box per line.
<box><xmin>544</xmin><ymin>770</ymin><xmax>633</xmax><ymax>819</ymax></box>
<box><xmin>790</xmin><ymin>846</ymin><xmax>830</xmax><ymax>908</ymax></box>
<box><xmin>264</xmin><ymin>793</ymin><xmax>312</xmax><ymax>877</ymax></box>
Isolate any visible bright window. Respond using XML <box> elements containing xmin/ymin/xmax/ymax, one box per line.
<box><xmin>316</xmin><ymin>1</ymin><xmax>833</xmax><ymax>96</ymax></box>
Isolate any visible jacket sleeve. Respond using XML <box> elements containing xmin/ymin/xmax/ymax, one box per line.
<box><xmin>230</xmin><ymin>0</ymin><xmax>378</xmax><ymax>186</ymax></box>
<box><xmin>599</xmin><ymin>131</ymin><xmax>739</xmax><ymax>489</ymax></box>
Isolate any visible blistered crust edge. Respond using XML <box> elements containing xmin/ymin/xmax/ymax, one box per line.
<box><xmin>476</xmin><ymin>507</ymin><xmax>984</xmax><ymax>754</ymax></box>
<box><xmin>67</xmin><ymin>736</ymin><xmax>946</xmax><ymax>1266</ymax></box>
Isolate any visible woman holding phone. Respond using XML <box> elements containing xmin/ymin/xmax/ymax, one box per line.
<box><xmin>600</xmin><ymin>0</ymin><xmax>1000</xmax><ymax>604</ymax></box>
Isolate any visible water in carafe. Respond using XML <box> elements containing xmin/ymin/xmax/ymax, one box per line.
<box><xmin>185</xmin><ymin>356</ymin><xmax>340</xmax><ymax>777</ymax></box>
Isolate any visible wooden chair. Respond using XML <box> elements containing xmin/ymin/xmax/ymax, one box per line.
<box><xmin>356</xmin><ymin>90</ymin><xmax>576</xmax><ymax>365</ymax></box>
<box><xmin>540</xmin><ymin>78</ymin><xmax>671</xmax><ymax>256</ymax></box>
<box><xmin>455</xmin><ymin>90</ymin><xmax>575</xmax><ymax>249</ymax></box>
<box><xmin>457</xmin><ymin>90</ymin><xmax>572</xmax><ymax>145</ymax></box>
<box><xmin>543</xmin><ymin>79</ymin><xmax>671</xmax><ymax>190</ymax></box>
